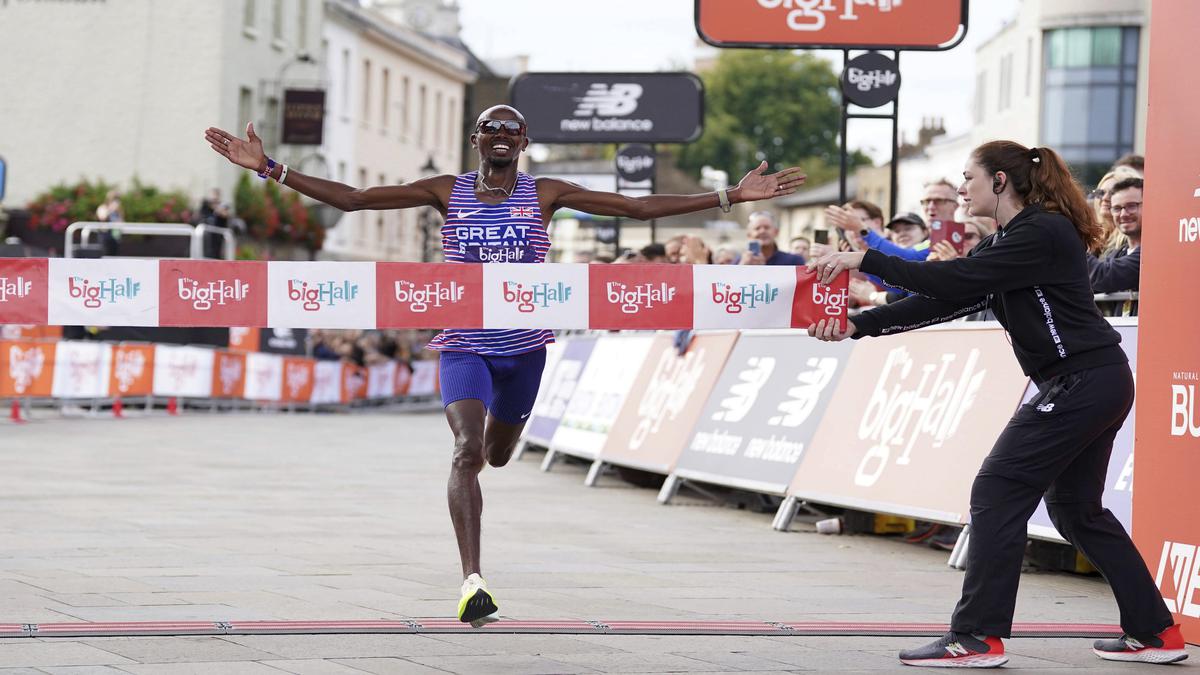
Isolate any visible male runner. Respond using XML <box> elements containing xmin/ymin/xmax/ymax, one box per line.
<box><xmin>205</xmin><ymin>105</ymin><xmax>805</xmax><ymax>625</ymax></box>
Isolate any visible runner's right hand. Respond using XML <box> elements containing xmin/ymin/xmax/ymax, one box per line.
<box><xmin>205</xmin><ymin>122</ymin><xmax>269</xmax><ymax>173</ymax></box>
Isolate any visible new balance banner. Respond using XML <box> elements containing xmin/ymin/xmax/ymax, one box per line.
<box><xmin>9</xmin><ymin>260</ymin><xmax>846</xmax><ymax>331</ymax></box>
<box><xmin>1026</xmin><ymin>323</ymin><xmax>1138</xmax><ymax>543</ymax></box>
<box><xmin>787</xmin><ymin>327</ymin><xmax>1029</xmax><ymax>523</ymax></box>
<box><xmin>550</xmin><ymin>334</ymin><xmax>654</xmax><ymax>461</ymax></box>
<box><xmin>525</xmin><ymin>337</ymin><xmax>597</xmax><ymax>445</ymax></box>
<box><xmin>599</xmin><ymin>331</ymin><xmax>740</xmax><ymax>475</ymax></box>
<box><xmin>674</xmin><ymin>333</ymin><xmax>855</xmax><ymax>495</ymax></box>
<box><xmin>1136</xmin><ymin>0</ymin><xmax>1200</xmax><ymax>636</ymax></box>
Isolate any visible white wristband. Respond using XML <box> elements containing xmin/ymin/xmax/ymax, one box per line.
<box><xmin>717</xmin><ymin>188</ymin><xmax>732</xmax><ymax>213</ymax></box>
<box><xmin>277</xmin><ymin>163</ymin><xmax>289</xmax><ymax>185</ymax></box>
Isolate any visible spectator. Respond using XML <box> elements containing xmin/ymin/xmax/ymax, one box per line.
<box><xmin>1088</xmin><ymin>177</ymin><xmax>1142</xmax><ymax>302</ymax></box>
<box><xmin>198</xmin><ymin>188</ymin><xmax>231</xmax><ymax>228</ymax></box>
<box><xmin>95</xmin><ymin>189</ymin><xmax>123</xmax><ymax>256</ymax></box>
<box><xmin>1113</xmin><ymin>153</ymin><xmax>1145</xmax><ymax>175</ymax></box>
<box><xmin>738</xmin><ymin>211</ymin><xmax>805</xmax><ymax>265</ymax></box>
<box><xmin>613</xmin><ymin>248</ymin><xmax>641</xmax><ymax>263</ymax></box>
<box><xmin>640</xmin><ymin>242</ymin><xmax>668</xmax><ymax>263</ymax></box>
<box><xmin>1089</xmin><ymin>167</ymin><xmax>1141</xmax><ymax>257</ymax></box>
<box><xmin>713</xmin><ymin>246</ymin><xmax>738</xmax><ymax>265</ymax></box>
<box><xmin>571</xmin><ymin>251</ymin><xmax>594</xmax><ymax>264</ymax></box>
<box><xmin>679</xmin><ymin>234</ymin><xmax>713</xmax><ymax>264</ymax></box>
<box><xmin>919</xmin><ymin>178</ymin><xmax>960</xmax><ymax>226</ymax></box>
<box><xmin>789</xmin><ymin>236</ymin><xmax>811</xmax><ymax>259</ymax></box>
<box><xmin>664</xmin><ymin>235</ymin><xmax>686</xmax><ymax>263</ymax></box>
<box><xmin>593</xmin><ymin>254</ymin><xmax>615</xmax><ymax>264</ymax></box>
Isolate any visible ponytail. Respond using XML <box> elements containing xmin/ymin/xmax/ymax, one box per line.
<box><xmin>972</xmin><ymin>141</ymin><xmax>1104</xmax><ymax>251</ymax></box>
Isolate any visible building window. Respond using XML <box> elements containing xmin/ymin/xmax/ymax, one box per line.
<box><xmin>401</xmin><ymin>76</ymin><xmax>410</xmax><ymax>137</ymax></box>
<box><xmin>357</xmin><ymin>168</ymin><xmax>368</xmax><ymax>243</ymax></box>
<box><xmin>272</xmin><ymin>0</ymin><xmax>283</xmax><ymax>41</ymax></box>
<box><xmin>998</xmin><ymin>53</ymin><xmax>1014</xmax><ymax>112</ymax></box>
<box><xmin>418</xmin><ymin>84</ymin><xmax>427</xmax><ymax>148</ymax></box>
<box><xmin>265</xmin><ymin>97</ymin><xmax>279</xmax><ymax>149</ymax></box>
<box><xmin>298</xmin><ymin>0</ymin><xmax>309</xmax><ymax>50</ymax></box>
<box><xmin>1042</xmin><ymin>26</ymin><xmax>1139</xmax><ymax>185</ymax></box>
<box><xmin>238</xmin><ymin>87</ymin><xmax>253</xmax><ymax>128</ymax></box>
<box><xmin>340</xmin><ymin>49</ymin><xmax>350</xmax><ymax>117</ymax></box>
<box><xmin>434</xmin><ymin>91</ymin><xmax>443</xmax><ymax>151</ymax></box>
<box><xmin>381</xmin><ymin>68</ymin><xmax>390</xmax><ymax>133</ymax></box>
<box><xmin>974</xmin><ymin>71</ymin><xmax>986</xmax><ymax>124</ymax></box>
<box><xmin>243</xmin><ymin>0</ymin><xmax>256</xmax><ymax>28</ymax></box>
<box><xmin>362</xmin><ymin>59</ymin><xmax>372</xmax><ymax>127</ymax></box>
<box><xmin>447</xmin><ymin>96</ymin><xmax>457</xmax><ymax>151</ymax></box>
<box><xmin>1025</xmin><ymin>37</ymin><xmax>1033</xmax><ymax>97</ymax></box>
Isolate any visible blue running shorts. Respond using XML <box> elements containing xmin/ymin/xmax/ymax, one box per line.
<box><xmin>439</xmin><ymin>348</ymin><xmax>547</xmax><ymax>424</ymax></box>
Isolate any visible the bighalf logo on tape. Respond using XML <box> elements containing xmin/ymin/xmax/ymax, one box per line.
<box><xmin>0</xmin><ymin>276</ymin><xmax>33</xmax><ymax>303</ymax></box>
<box><xmin>812</xmin><ymin>283</ymin><xmax>849</xmax><ymax>316</ymax></box>
<box><xmin>287</xmin><ymin>279</ymin><xmax>359</xmax><ymax>311</ymax></box>
<box><xmin>394</xmin><ymin>280</ymin><xmax>465</xmax><ymax>313</ymax></box>
<box><xmin>606</xmin><ymin>282</ymin><xmax>676</xmax><ymax>314</ymax></box>
<box><xmin>177</xmin><ymin>278</ymin><xmax>251</xmax><ymax>311</ymax></box>
<box><xmin>711</xmin><ymin>282</ymin><xmax>779</xmax><ymax>314</ymax></box>
<box><xmin>503</xmin><ymin>281</ymin><xmax>571</xmax><ymax>313</ymax></box>
<box><xmin>68</xmin><ymin>276</ymin><xmax>141</xmax><ymax>308</ymax></box>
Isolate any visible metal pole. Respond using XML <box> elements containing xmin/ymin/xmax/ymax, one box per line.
<box><xmin>649</xmin><ymin>143</ymin><xmax>657</xmax><ymax>243</ymax></box>
<box><xmin>838</xmin><ymin>50</ymin><xmax>850</xmax><ymax>205</ymax></box>
<box><xmin>889</xmin><ymin>50</ymin><xmax>902</xmax><ymax>218</ymax></box>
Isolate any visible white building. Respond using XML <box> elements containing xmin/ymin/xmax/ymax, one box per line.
<box><xmin>0</xmin><ymin>0</ymin><xmax>322</xmax><ymax>217</ymax></box>
<box><xmin>319</xmin><ymin>0</ymin><xmax>475</xmax><ymax>261</ymax></box>
<box><xmin>972</xmin><ymin>0</ymin><xmax>1150</xmax><ymax>184</ymax></box>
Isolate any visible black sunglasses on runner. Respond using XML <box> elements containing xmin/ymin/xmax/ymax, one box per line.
<box><xmin>477</xmin><ymin>119</ymin><xmax>526</xmax><ymax>136</ymax></box>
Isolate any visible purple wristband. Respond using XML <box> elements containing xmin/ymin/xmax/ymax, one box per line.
<box><xmin>257</xmin><ymin>157</ymin><xmax>276</xmax><ymax>179</ymax></box>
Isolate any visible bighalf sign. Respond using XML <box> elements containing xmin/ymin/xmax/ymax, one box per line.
<box><xmin>510</xmin><ymin>73</ymin><xmax>704</xmax><ymax>144</ymax></box>
<box><xmin>695</xmin><ymin>0</ymin><xmax>968</xmax><ymax>51</ymax></box>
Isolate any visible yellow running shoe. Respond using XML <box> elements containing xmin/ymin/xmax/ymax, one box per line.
<box><xmin>457</xmin><ymin>573</ymin><xmax>499</xmax><ymax>628</ymax></box>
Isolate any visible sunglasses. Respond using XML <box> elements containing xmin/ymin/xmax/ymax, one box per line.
<box><xmin>477</xmin><ymin>119</ymin><xmax>526</xmax><ymax>136</ymax></box>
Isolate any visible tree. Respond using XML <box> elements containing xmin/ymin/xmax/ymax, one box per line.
<box><xmin>676</xmin><ymin>50</ymin><xmax>869</xmax><ymax>183</ymax></box>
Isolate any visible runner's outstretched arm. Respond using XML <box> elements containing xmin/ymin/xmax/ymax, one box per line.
<box><xmin>205</xmin><ymin>122</ymin><xmax>449</xmax><ymax>212</ymax></box>
<box><xmin>543</xmin><ymin>160</ymin><xmax>805</xmax><ymax>220</ymax></box>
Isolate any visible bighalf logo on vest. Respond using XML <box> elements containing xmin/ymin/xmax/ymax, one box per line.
<box><xmin>177</xmin><ymin>278</ymin><xmax>251</xmax><ymax>311</ymax></box>
<box><xmin>287</xmin><ymin>279</ymin><xmax>359</xmax><ymax>311</ymax></box>
<box><xmin>711</xmin><ymin>282</ymin><xmax>779</xmax><ymax>314</ymax></box>
<box><xmin>606</xmin><ymin>282</ymin><xmax>676</xmax><ymax>314</ymax></box>
<box><xmin>394</xmin><ymin>280</ymin><xmax>465</xmax><ymax>313</ymax></box>
<box><xmin>503</xmin><ymin>281</ymin><xmax>571</xmax><ymax>314</ymax></box>
<box><xmin>0</xmin><ymin>276</ymin><xmax>33</xmax><ymax>303</ymax></box>
<box><xmin>68</xmin><ymin>276</ymin><xmax>141</xmax><ymax>309</ymax></box>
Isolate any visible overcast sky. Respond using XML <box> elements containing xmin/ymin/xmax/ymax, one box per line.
<box><xmin>456</xmin><ymin>0</ymin><xmax>1020</xmax><ymax>163</ymax></box>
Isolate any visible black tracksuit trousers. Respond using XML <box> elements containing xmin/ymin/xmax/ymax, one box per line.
<box><xmin>949</xmin><ymin>361</ymin><xmax>1175</xmax><ymax>638</ymax></box>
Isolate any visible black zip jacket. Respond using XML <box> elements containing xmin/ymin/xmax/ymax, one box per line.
<box><xmin>850</xmin><ymin>205</ymin><xmax>1126</xmax><ymax>382</ymax></box>
<box><xmin>1085</xmin><ymin>245</ymin><xmax>1141</xmax><ymax>293</ymax></box>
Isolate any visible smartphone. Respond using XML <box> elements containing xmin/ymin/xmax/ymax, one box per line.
<box><xmin>748</xmin><ymin>240</ymin><xmax>762</xmax><ymax>256</ymax></box>
<box><xmin>929</xmin><ymin>220</ymin><xmax>967</xmax><ymax>255</ymax></box>
<box><xmin>813</xmin><ymin>230</ymin><xmax>829</xmax><ymax>245</ymax></box>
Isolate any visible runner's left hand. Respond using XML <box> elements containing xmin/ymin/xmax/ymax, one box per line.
<box><xmin>734</xmin><ymin>161</ymin><xmax>806</xmax><ymax>201</ymax></box>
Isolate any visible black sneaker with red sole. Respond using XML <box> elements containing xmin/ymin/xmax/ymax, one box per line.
<box><xmin>899</xmin><ymin>631</ymin><xmax>1008</xmax><ymax>668</ymax></box>
<box><xmin>1093</xmin><ymin>623</ymin><xmax>1188</xmax><ymax>664</ymax></box>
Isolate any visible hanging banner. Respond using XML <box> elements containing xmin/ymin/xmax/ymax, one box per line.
<box><xmin>549</xmin><ymin>334</ymin><xmax>655</xmax><ymax>460</ymax></box>
<box><xmin>787</xmin><ymin>326</ymin><xmax>1029</xmax><ymax>523</ymax></box>
<box><xmin>48</xmin><ymin>259</ymin><xmax>159</xmax><ymax>327</ymax></box>
<box><xmin>266</xmin><ymin>261</ymin><xmax>376</xmax><ymax>329</ymax></box>
<box><xmin>281</xmin><ymin>89</ymin><xmax>326</xmax><ymax>146</ymax></box>
<box><xmin>695</xmin><ymin>0</ymin><xmax>968</xmax><ymax>51</ymax></box>
<box><xmin>589</xmin><ymin>265</ymin><xmax>693</xmax><ymax>330</ymax></box>
<box><xmin>598</xmin><ymin>331</ymin><xmax>740</xmax><ymax>474</ymax></box>
<box><xmin>159</xmin><ymin>260</ymin><xmax>267</xmax><ymax>328</ymax></box>
<box><xmin>0</xmin><ymin>258</ymin><xmax>48</xmax><ymax>325</ymax></box>
<box><xmin>673</xmin><ymin>333</ymin><xmax>855</xmax><ymax>495</ymax></box>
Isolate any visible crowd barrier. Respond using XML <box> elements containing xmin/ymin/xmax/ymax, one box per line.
<box><xmin>0</xmin><ymin>339</ymin><xmax>439</xmax><ymax>409</ymax></box>
<box><xmin>0</xmin><ymin>258</ymin><xmax>847</xmax><ymax>331</ymax></box>
<box><xmin>520</xmin><ymin>319</ymin><xmax>1140</xmax><ymax>546</ymax></box>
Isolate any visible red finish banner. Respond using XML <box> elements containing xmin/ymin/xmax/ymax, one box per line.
<box><xmin>0</xmin><ymin>259</ymin><xmax>48</xmax><ymax>325</ymax></box>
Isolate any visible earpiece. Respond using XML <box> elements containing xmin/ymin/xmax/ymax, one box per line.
<box><xmin>992</xmin><ymin>175</ymin><xmax>1004</xmax><ymax>195</ymax></box>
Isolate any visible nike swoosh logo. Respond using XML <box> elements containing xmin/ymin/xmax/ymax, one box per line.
<box><xmin>520</xmin><ymin>412</ymin><xmax>531</xmax><ymax>419</ymax></box>
<box><xmin>456</xmin><ymin>209</ymin><xmax>486</xmax><ymax>219</ymax></box>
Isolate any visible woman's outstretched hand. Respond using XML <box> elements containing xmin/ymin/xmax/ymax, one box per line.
<box><xmin>205</xmin><ymin>122</ymin><xmax>268</xmax><ymax>173</ymax></box>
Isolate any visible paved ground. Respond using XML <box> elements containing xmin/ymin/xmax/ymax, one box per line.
<box><xmin>0</xmin><ymin>411</ymin><xmax>1194</xmax><ymax>673</ymax></box>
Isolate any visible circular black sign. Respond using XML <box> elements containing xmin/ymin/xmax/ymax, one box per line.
<box><xmin>615</xmin><ymin>144</ymin><xmax>655</xmax><ymax>183</ymax></box>
<box><xmin>840</xmin><ymin>52</ymin><xmax>901</xmax><ymax>108</ymax></box>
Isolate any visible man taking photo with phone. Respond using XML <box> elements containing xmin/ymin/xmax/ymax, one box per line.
<box><xmin>739</xmin><ymin>210</ymin><xmax>806</xmax><ymax>265</ymax></box>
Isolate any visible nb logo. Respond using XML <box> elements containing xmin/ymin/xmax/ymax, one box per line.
<box><xmin>574</xmin><ymin>83</ymin><xmax>642</xmax><ymax>117</ymax></box>
<box><xmin>1036</xmin><ymin>402</ymin><xmax>1055</xmax><ymax>413</ymax></box>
